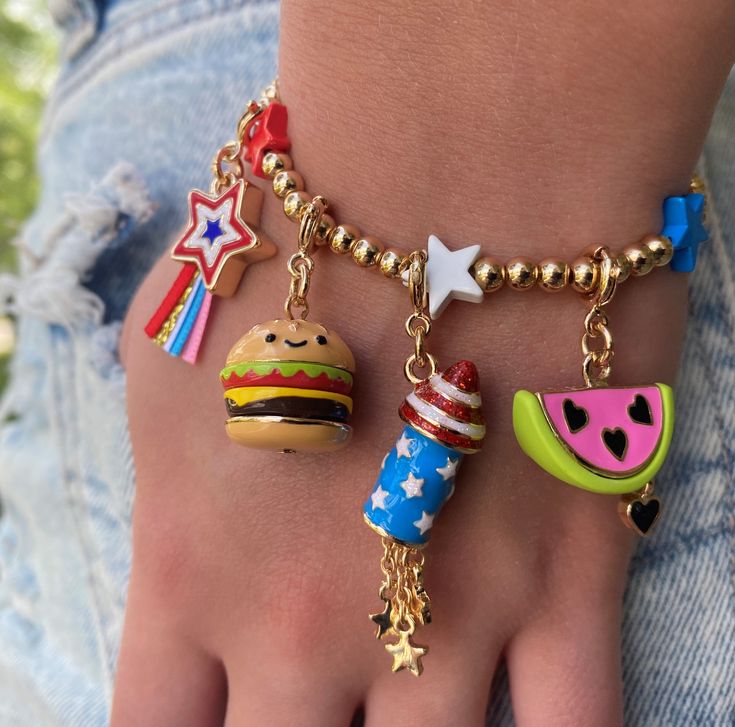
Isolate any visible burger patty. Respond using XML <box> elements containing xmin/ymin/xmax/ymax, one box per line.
<box><xmin>225</xmin><ymin>395</ymin><xmax>350</xmax><ymax>424</ymax></box>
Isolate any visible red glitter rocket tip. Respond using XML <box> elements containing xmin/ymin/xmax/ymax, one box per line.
<box><xmin>442</xmin><ymin>360</ymin><xmax>479</xmax><ymax>393</ymax></box>
<box><xmin>398</xmin><ymin>360</ymin><xmax>485</xmax><ymax>453</ymax></box>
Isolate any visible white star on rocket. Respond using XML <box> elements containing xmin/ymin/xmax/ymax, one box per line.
<box><xmin>436</xmin><ymin>457</ymin><xmax>459</xmax><ymax>481</ymax></box>
<box><xmin>395</xmin><ymin>432</ymin><xmax>413</xmax><ymax>459</ymax></box>
<box><xmin>400</xmin><ymin>472</ymin><xmax>425</xmax><ymax>498</ymax></box>
<box><xmin>424</xmin><ymin>234</ymin><xmax>483</xmax><ymax>318</ymax></box>
<box><xmin>371</xmin><ymin>485</ymin><xmax>390</xmax><ymax>510</ymax></box>
<box><xmin>413</xmin><ymin>510</ymin><xmax>435</xmax><ymax>535</ymax></box>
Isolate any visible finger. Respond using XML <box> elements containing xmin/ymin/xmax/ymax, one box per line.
<box><xmin>506</xmin><ymin>599</ymin><xmax>624</xmax><ymax>727</ymax></box>
<box><xmin>223</xmin><ymin>675</ymin><xmax>359</xmax><ymax>727</ymax></box>
<box><xmin>111</xmin><ymin>599</ymin><xmax>226</xmax><ymax>727</ymax></box>
<box><xmin>364</xmin><ymin>636</ymin><xmax>502</xmax><ymax>727</ymax></box>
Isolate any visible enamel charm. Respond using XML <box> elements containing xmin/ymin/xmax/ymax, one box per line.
<box><xmin>220</xmin><ymin>196</ymin><xmax>356</xmax><ymax>454</ymax></box>
<box><xmin>221</xmin><ymin>318</ymin><xmax>354</xmax><ymax>453</ymax></box>
<box><xmin>513</xmin><ymin>384</ymin><xmax>673</xmax><ymax>496</ymax></box>
<box><xmin>145</xmin><ymin>100</ymin><xmax>283</xmax><ymax>363</ymax></box>
<box><xmin>364</xmin><ymin>252</ymin><xmax>485</xmax><ymax>675</ymax></box>
<box><xmin>365</xmin><ymin>361</ymin><xmax>484</xmax><ymax>545</ymax></box>
<box><xmin>513</xmin><ymin>247</ymin><xmax>671</xmax><ymax>535</ymax></box>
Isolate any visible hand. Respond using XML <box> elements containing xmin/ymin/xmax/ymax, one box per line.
<box><xmin>112</xmin><ymin>2</ymin><xmax>735</xmax><ymax>724</ymax></box>
<box><xmin>114</xmin><ymin>230</ymin><xmax>683</xmax><ymax>727</ymax></box>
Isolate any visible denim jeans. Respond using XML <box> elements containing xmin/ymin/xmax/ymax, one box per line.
<box><xmin>0</xmin><ymin>1</ymin><xmax>732</xmax><ymax>724</ymax></box>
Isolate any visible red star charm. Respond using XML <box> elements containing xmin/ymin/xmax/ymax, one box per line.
<box><xmin>242</xmin><ymin>102</ymin><xmax>291</xmax><ymax>178</ymax></box>
<box><xmin>170</xmin><ymin>180</ymin><xmax>274</xmax><ymax>297</ymax></box>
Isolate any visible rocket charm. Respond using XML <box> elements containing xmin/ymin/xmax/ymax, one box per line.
<box><xmin>364</xmin><ymin>361</ymin><xmax>485</xmax><ymax>676</ymax></box>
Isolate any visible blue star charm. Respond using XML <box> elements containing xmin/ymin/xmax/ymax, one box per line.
<box><xmin>661</xmin><ymin>193</ymin><xmax>708</xmax><ymax>272</ymax></box>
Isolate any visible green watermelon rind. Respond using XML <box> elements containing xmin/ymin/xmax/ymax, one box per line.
<box><xmin>512</xmin><ymin>384</ymin><xmax>674</xmax><ymax>495</ymax></box>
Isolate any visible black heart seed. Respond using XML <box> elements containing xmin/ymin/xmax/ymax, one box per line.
<box><xmin>630</xmin><ymin>499</ymin><xmax>660</xmax><ymax>534</ymax></box>
<box><xmin>602</xmin><ymin>428</ymin><xmax>628</xmax><ymax>460</ymax></box>
<box><xmin>563</xmin><ymin>398</ymin><xmax>588</xmax><ymax>433</ymax></box>
<box><xmin>628</xmin><ymin>394</ymin><xmax>653</xmax><ymax>425</ymax></box>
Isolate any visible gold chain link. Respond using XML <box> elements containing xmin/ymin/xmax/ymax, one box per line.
<box><xmin>581</xmin><ymin>247</ymin><xmax>619</xmax><ymax>387</ymax></box>
<box><xmin>376</xmin><ymin>539</ymin><xmax>430</xmax><ymax>639</ymax></box>
<box><xmin>283</xmin><ymin>196</ymin><xmax>326</xmax><ymax>319</ymax></box>
<box><xmin>403</xmin><ymin>251</ymin><xmax>437</xmax><ymax>383</ymax></box>
<box><xmin>211</xmin><ymin>94</ymin><xmax>274</xmax><ymax>194</ymax></box>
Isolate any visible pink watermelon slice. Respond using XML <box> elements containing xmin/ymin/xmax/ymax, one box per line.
<box><xmin>513</xmin><ymin>384</ymin><xmax>674</xmax><ymax>495</ymax></box>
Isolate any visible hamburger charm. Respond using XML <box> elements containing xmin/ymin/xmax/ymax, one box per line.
<box><xmin>220</xmin><ymin>195</ymin><xmax>356</xmax><ymax>453</ymax></box>
<box><xmin>221</xmin><ymin>319</ymin><xmax>355</xmax><ymax>453</ymax></box>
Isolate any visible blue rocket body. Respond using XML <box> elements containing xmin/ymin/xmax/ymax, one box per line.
<box><xmin>364</xmin><ymin>424</ymin><xmax>464</xmax><ymax>546</ymax></box>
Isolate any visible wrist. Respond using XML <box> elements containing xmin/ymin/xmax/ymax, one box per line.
<box><xmin>278</xmin><ymin>0</ymin><xmax>734</xmax><ymax>259</ymax></box>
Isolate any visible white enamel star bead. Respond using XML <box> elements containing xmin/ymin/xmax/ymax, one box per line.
<box><xmin>395</xmin><ymin>432</ymin><xmax>414</xmax><ymax>459</ymax></box>
<box><xmin>371</xmin><ymin>485</ymin><xmax>390</xmax><ymax>510</ymax></box>
<box><xmin>425</xmin><ymin>234</ymin><xmax>483</xmax><ymax>318</ymax></box>
<box><xmin>400</xmin><ymin>472</ymin><xmax>425</xmax><ymax>498</ymax></box>
<box><xmin>413</xmin><ymin>510</ymin><xmax>435</xmax><ymax>535</ymax></box>
<box><xmin>436</xmin><ymin>457</ymin><xmax>459</xmax><ymax>481</ymax></box>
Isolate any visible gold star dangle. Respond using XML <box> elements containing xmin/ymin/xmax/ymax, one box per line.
<box><xmin>369</xmin><ymin>602</ymin><xmax>394</xmax><ymax>639</ymax></box>
<box><xmin>385</xmin><ymin>631</ymin><xmax>428</xmax><ymax>677</ymax></box>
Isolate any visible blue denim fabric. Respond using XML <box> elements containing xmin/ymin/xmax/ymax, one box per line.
<box><xmin>0</xmin><ymin>1</ymin><xmax>733</xmax><ymax>724</ymax></box>
<box><xmin>0</xmin><ymin>2</ymin><xmax>279</xmax><ymax>724</ymax></box>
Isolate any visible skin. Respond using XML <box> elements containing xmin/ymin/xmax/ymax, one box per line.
<box><xmin>113</xmin><ymin>1</ymin><xmax>735</xmax><ymax>725</ymax></box>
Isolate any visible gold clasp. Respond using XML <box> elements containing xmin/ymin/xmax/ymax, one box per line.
<box><xmin>236</xmin><ymin>100</ymin><xmax>265</xmax><ymax>147</ymax></box>
<box><xmin>284</xmin><ymin>196</ymin><xmax>326</xmax><ymax>320</ymax></box>
<box><xmin>591</xmin><ymin>245</ymin><xmax>618</xmax><ymax>308</ymax></box>
<box><xmin>298</xmin><ymin>196</ymin><xmax>327</xmax><ymax>254</ymax></box>
<box><xmin>403</xmin><ymin>251</ymin><xmax>437</xmax><ymax>384</ymax></box>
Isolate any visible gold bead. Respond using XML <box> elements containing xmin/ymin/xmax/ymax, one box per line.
<box><xmin>328</xmin><ymin>224</ymin><xmax>360</xmax><ymax>255</ymax></box>
<box><xmin>351</xmin><ymin>236</ymin><xmax>384</xmax><ymax>268</ymax></box>
<box><xmin>379</xmin><ymin>248</ymin><xmax>405</xmax><ymax>278</ymax></box>
<box><xmin>624</xmin><ymin>242</ymin><xmax>654</xmax><ymax>277</ymax></box>
<box><xmin>616</xmin><ymin>252</ymin><xmax>632</xmax><ymax>283</ymax></box>
<box><xmin>283</xmin><ymin>190</ymin><xmax>311</xmax><ymax>221</ymax></box>
<box><xmin>571</xmin><ymin>256</ymin><xmax>598</xmax><ymax>294</ymax></box>
<box><xmin>261</xmin><ymin>152</ymin><xmax>293</xmax><ymax>178</ymax></box>
<box><xmin>505</xmin><ymin>258</ymin><xmax>538</xmax><ymax>290</ymax></box>
<box><xmin>471</xmin><ymin>257</ymin><xmax>505</xmax><ymax>293</ymax></box>
<box><xmin>538</xmin><ymin>258</ymin><xmax>569</xmax><ymax>292</ymax></box>
<box><xmin>642</xmin><ymin>233</ymin><xmax>674</xmax><ymax>267</ymax></box>
<box><xmin>272</xmin><ymin>170</ymin><xmax>304</xmax><ymax>198</ymax></box>
<box><xmin>314</xmin><ymin>213</ymin><xmax>335</xmax><ymax>246</ymax></box>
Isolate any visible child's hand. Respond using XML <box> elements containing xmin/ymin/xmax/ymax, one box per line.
<box><xmin>114</xmin><ymin>241</ymin><xmax>684</xmax><ymax>726</ymax></box>
<box><xmin>112</xmin><ymin>2</ymin><xmax>735</xmax><ymax>724</ymax></box>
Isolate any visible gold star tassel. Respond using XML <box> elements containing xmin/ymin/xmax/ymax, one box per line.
<box><xmin>368</xmin><ymin>538</ymin><xmax>431</xmax><ymax>676</ymax></box>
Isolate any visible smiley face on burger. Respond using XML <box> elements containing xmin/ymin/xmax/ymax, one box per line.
<box><xmin>220</xmin><ymin>319</ymin><xmax>356</xmax><ymax>453</ymax></box>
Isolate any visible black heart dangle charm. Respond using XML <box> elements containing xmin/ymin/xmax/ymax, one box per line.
<box><xmin>618</xmin><ymin>482</ymin><xmax>661</xmax><ymax>536</ymax></box>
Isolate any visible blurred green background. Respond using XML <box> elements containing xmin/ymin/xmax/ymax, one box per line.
<box><xmin>0</xmin><ymin>0</ymin><xmax>56</xmax><ymax>392</ymax></box>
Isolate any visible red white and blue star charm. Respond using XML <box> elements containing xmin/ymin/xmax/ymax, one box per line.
<box><xmin>171</xmin><ymin>179</ymin><xmax>275</xmax><ymax>296</ymax></box>
<box><xmin>144</xmin><ymin>179</ymin><xmax>275</xmax><ymax>364</ymax></box>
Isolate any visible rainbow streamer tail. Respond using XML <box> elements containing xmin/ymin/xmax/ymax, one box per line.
<box><xmin>144</xmin><ymin>263</ymin><xmax>213</xmax><ymax>364</ymax></box>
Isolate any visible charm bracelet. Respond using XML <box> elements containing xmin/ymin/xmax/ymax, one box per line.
<box><xmin>144</xmin><ymin>81</ymin><xmax>709</xmax><ymax>676</ymax></box>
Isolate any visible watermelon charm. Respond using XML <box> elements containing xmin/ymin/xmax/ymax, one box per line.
<box><xmin>513</xmin><ymin>385</ymin><xmax>673</xmax><ymax>496</ymax></box>
<box><xmin>513</xmin><ymin>247</ymin><xmax>673</xmax><ymax>536</ymax></box>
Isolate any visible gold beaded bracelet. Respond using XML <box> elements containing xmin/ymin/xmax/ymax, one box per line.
<box><xmin>145</xmin><ymin>83</ymin><xmax>711</xmax><ymax>676</ymax></box>
<box><xmin>259</xmin><ymin>149</ymin><xmax>705</xmax><ymax>295</ymax></box>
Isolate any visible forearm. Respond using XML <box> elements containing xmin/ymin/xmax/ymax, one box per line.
<box><xmin>279</xmin><ymin>0</ymin><xmax>735</xmax><ymax>258</ymax></box>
